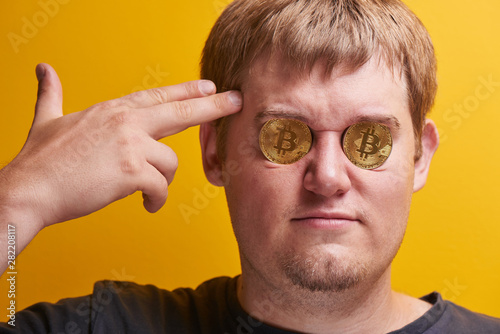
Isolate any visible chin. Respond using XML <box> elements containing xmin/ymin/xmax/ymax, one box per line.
<box><xmin>277</xmin><ymin>247</ymin><xmax>370</xmax><ymax>293</ymax></box>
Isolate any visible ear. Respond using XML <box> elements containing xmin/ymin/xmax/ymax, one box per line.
<box><xmin>200</xmin><ymin>122</ymin><xmax>225</xmax><ymax>186</ymax></box>
<box><xmin>413</xmin><ymin>119</ymin><xmax>439</xmax><ymax>192</ymax></box>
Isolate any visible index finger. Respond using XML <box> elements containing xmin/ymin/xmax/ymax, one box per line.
<box><xmin>140</xmin><ymin>90</ymin><xmax>243</xmax><ymax>139</ymax></box>
<box><xmin>120</xmin><ymin>80</ymin><xmax>218</xmax><ymax>109</ymax></box>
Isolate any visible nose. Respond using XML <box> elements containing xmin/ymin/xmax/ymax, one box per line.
<box><xmin>303</xmin><ymin>132</ymin><xmax>352</xmax><ymax>197</ymax></box>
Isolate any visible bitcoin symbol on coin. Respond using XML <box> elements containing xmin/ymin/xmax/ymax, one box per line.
<box><xmin>343</xmin><ymin>122</ymin><xmax>392</xmax><ymax>169</ymax></box>
<box><xmin>274</xmin><ymin>125</ymin><xmax>297</xmax><ymax>156</ymax></box>
<box><xmin>259</xmin><ymin>119</ymin><xmax>312</xmax><ymax>164</ymax></box>
<box><xmin>357</xmin><ymin>126</ymin><xmax>381</xmax><ymax>160</ymax></box>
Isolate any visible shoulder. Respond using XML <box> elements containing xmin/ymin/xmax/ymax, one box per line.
<box><xmin>420</xmin><ymin>292</ymin><xmax>500</xmax><ymax>334</ymax></box>
<box><xmin>392</xmin><ymin>292</ymin><xmax>500</xmax><ymax>334</ymax></box>
<box><xmin>92</xmin><ymin>276</ymin><xmax>233</xmax><ymax>307</ymax></box>
<box><xmin>0</xmin><ymin>293</ymin><xmax>92</xmax><ymax>333</ymax></box>
<box><xmin>440</xmin><ymin>299</ymin><xmax>500</xmax><ymax>332</ymax></box>
<box><xmin>0</xmin><ymin>277</ymin><xmax>235</xmax><ymax>333</ymax></box>
<box><xmin>89</xmin><ymin>277</ymin><xmax>235</xmax><ymax>332</ymax></box>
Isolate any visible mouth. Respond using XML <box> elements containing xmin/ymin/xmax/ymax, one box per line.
<box><xmin>291</xmin><ymin>212</ymin><xmax>360</xmax><ymax>230</ymax></box>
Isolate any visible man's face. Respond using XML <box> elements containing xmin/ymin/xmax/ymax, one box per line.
<box><xmin>221</xmin><ymin>56</ymin><xmax>417</xmax><ymax>292</ymax></box>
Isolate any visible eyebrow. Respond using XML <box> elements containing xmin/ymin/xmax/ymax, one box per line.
<box><xmin>254</xmin><ymin>109</ymin><xmax>401</xmax><ymax>130</ymax></box>
<box><xmin>351</xmin><ymin>115</ymin><xmax>401</xmax><ymax>130</ymax></box>
<box><xmin>254</xmin><ymin>109</ymin><xmax>308</xmax><ymax>124</ymax></box>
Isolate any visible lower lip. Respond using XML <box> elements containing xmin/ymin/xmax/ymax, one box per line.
<box><xmin>292</xmin><ymin>218</ymin><xmax>358</xmax><ymax>230</ymax></box>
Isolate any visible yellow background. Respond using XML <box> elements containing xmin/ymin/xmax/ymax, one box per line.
<box><xmin>0</xmin><ymin>0</ymin><xmax>499</xmax><ymax>319</ymax></box>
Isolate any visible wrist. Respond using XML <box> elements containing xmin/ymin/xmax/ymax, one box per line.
<box><xmin>0</xmin><ymin>163</ymin><xmax>45</xmax><ymax>233</ymax></box>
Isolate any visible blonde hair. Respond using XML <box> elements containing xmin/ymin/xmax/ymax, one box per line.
<box><xmin>200</xmin><ymin>0</ymin><xmax>437</xmax><ymax>160</ymax></box>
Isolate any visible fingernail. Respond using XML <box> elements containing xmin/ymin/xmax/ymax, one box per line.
<box><xmin>199</xmin><ymin>80</ymin><xmax>215</xmax><ymax>95</ymax></box>
<box><xmin>36</xmin><ymin>64</ymin><xmax>46</xmax><ymax>81</ymax></box>
<box><xmin>228</xmin><ymin>91</ymin><xmax>242</xmax><ymax>106</ymax></box>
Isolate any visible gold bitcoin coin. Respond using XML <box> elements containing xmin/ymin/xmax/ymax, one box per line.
<box><xmin>342</xmin><ymin>122</ymin><xmax>392</xmax><ymax>169</ymax></box>
<box><xmin>259</xmin><ymin>119</ymin><xmax>312</xmax><ymax>164</ymax></box>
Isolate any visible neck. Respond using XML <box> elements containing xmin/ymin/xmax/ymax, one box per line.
<box><xmin>237</xmin><ymin>265</ymin><xmax>430</xmax><ymax>333</ymax></box>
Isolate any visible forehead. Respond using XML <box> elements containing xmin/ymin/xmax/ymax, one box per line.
<box><xmin>241</xmin><ymin>55</ymin><xmax>409</xmax><ymax>131</ymax></box>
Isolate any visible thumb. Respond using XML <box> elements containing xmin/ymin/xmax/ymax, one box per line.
<box><xmin>33</xmin><ymin>63</ymin><xmax>63</xmax><ymax>126</ymax></box>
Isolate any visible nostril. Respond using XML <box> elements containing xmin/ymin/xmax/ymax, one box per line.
<box><xmin>302</xmin><ymin>159</ymin><xmax>352</xmax><ymax>198</ymax></box>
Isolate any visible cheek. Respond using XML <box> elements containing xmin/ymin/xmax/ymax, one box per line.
<box><xmin>224</xmin><ymin>156</ymin><xmax>306</xmax><ymax>244</ymax></box>
<box><xmin>371</xmin><ymin>135</ymin><xmax>415</xmax><ymax>207</ymax></box>
<box><xmin>226</xmin><ymin>161</ymin><xmax>301</xmax><ymax>216</ymax></box>
<box><xmin>224</xmin><ymin>169</ymin><xmax>280</xmax><ymax>253</ymax></box>
<box><xmin>359</xmin><ymin>164</ymin><xmax>414</xmax><ymax>243</ymax></box>
<box><xmin>351</xmin><ymin>137</ymin><xmax>415</xmax><ymax>229</ymax></box>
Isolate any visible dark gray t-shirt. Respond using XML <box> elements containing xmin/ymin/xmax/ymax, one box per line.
<box><xmin>2</xmin><ymin>276</ymin><xmax>499</xmax><ymax>333</ymax></box>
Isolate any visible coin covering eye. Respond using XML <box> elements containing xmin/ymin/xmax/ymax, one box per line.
<box><xmin>259</xmin><ymin>119</ymin><xmax>312</xmax><ymax>164</ymax></box>
<box><xmin>342</xmin><ymin>122</ymin><xmax>393</xmax><ymax>169</ymax></box>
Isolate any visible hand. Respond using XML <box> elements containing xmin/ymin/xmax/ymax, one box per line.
<box><xmin>0</xmin><ymin>63</ymin><xmax>242</xmax><ymax>231</ymax></box>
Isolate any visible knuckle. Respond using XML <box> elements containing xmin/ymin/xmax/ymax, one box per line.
<box><xmin>185</xmin><ymin>81</ymin><xmax>198</xmax><ymax>97</ymax></box>
<box><xmin>95</xmin><ymin>100</ymin><xmax>118</xmax><ymax>110</ymax></box>
<box><xmin>116</xmin><ymin>135</ymin><xmax>132</xmax><ymax>148</ymax></box>
<box><xmin>172</xmin><ymin>101</ymin><xmax>193</xmax><ymax>121</ymax></box>
<box><xmin>116</xmin><ymin>131</ymin><xmax>145</xmax><ymax>149</ymax></box>
<box><xmin>212</xmin><ymin>95</ymin><xmax>225</xmax><ymax>112</ymax></box>
<box><xmin>120</xmin><ymin>158</ymin><xmax>141</xmax><ymax>175</ymax></box>
<box><xmin>121</xmin><ymin>93</ymin><xmax>139</xmax><ymax>109</ymax></box>
<box><xmin>36</xmin><ymin>86</ymin><xmax>48</xmax><ymax>99</ymax></box>
<box><xmin>148</xmin><ymin>87</ymin><xmax>170</xmax><ymax>104</ymax></box>
<box><xmin>106</xmin><ymin>110</ymin><xmax>133</xmax><ymax>128</ymax></box>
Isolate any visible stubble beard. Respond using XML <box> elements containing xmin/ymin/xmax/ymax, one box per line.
<box><xmin>278</xmin><ymin>247</ymin><xmax>370</xmax><ymax>293</ymax></box>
